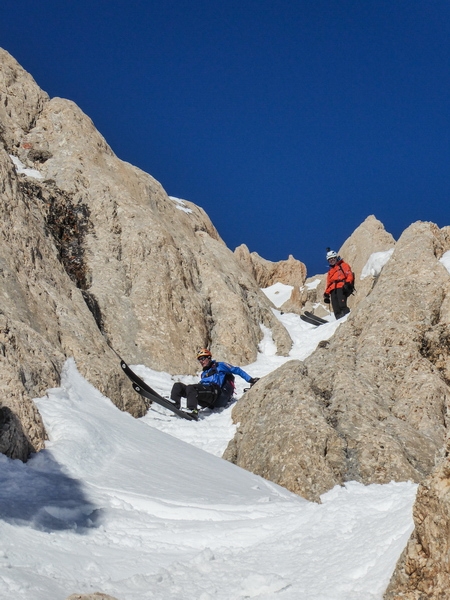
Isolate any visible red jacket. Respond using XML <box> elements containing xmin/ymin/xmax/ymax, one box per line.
<box><xmin>325</xmin><ymin>259</ymin><xmax>354</xmax><ymax>294</ymax></box>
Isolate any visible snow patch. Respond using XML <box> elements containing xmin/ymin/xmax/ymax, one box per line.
<box><xmin>361</xmin><ymin>249</ymin><xmax>395</xmax><ymax>279</ymax></box>
<box><xmin>169</xmin><ymin>196</ymin><xmax>193</xmax><ymax>213</ymax></box>
<box><xmin>305</xmin><ymin>278</ymin><xmax>321</xmax><ymax>289</ymax></box>
<box><xmin>439</xmin><ymin>250</ymin><xmax>450</xmax><ymax>274</ymax></box>
<box><xmin>0</xmin><ymin>307</ymin><xmax>417</xmax><ymax>599</ymax></box>
<box><xmin>261</xmin><ymin>282</ymin><xmax>293</xmax><ymax>307</ymax></box>
<box><xmin>258</xmin><ymin>323</ymin><xmax>278</xmax><ymax>356</ymax></box>
<box><xmin>9</xmin><ymin>155</ymin><xmax>44</xmax><ymax>179</ymax></box>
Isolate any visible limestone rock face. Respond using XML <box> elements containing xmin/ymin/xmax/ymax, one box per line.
<box><xmin>7</xmin><ymin>66</ymin><xmax>291</xmax><ymax>373</ymax></box>
<box><xmin>384</xmin><ymin>443</ymin><xmax>450</xmax><ymax>599</ymax></box>
<box><xmin>339</xmin><ymin>214</ymin><xmax>396</xmax><ymax>310</ymax></box>
<box><xmin>234</xmin><ymin>244</ymin><xmax>307</xmax><ymax>288</ymax></box>
<box><xmin>223</xmin><ymin>360</ymin><xmax>348</xmax><ymax>501</ymax></box>
<box><xmin>278</xmin><ymin>285</ymin><xmax>304</xmax><ymax>314</ymax></box>
<box><xmin>224</xmin><ymin>221</ymin><xmax>450</xmax><ymax>502</ymax></box>
<box><xmin>0</xmin><ymin>50</ymin><xmax>49</xmax><ymax>151</ymax></box>
<box><xmin>0</xmin><ymin>48</ymin><xmax>292</xmax><ymax>459</ymax></box>
<box><xmin>338</xmin><ymin>214</ymin><xmax>396</xmax><ymax>281</ymax></box>
<box><xmin>0</xmin><ymin>147</ymin><xmax>148</xmax><ymax>460</ymax></box>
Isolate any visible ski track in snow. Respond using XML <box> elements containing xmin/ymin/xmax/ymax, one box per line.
<box><xmin>0</xmin><ymin>287</ymin><xmax>418</xmax><ymax>600</ymax></box>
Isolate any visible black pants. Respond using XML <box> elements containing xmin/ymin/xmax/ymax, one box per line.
<box><xmin>330</xmin><ymin>287</ymin><xmax>350</xmax><ymax>320</ymax></box>
<box><xmin>170</xmin><ymin>382</ymin><xmax>220</xmax><ymax>410</ymax></box>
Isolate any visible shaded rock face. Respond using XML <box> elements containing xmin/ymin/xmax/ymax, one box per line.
<box><xmin>224</xmin><ymin>222</ymin><xmax>450</xmax><ymax>502</ymax></box>
<box><xmin>0</xmin><ymin>48</ymin><xmax>292</xmax><ymax>459</ymax></box>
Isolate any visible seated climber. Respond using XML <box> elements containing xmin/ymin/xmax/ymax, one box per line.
<box><xmin>170</xmin><ymin>348</ymin><xmax>259</xmax><ymax>417</ymax></box>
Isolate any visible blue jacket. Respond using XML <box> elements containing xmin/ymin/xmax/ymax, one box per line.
<box><xmin>200</xmin><ymin>361</ymin><xmax>252</xmax><ymax>388</ymax></box>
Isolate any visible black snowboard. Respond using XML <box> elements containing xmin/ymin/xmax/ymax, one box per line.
<box><xmin>119</xmin><ymin>358</ymin><xmax>198</xmax><ymax>421</ymax></box>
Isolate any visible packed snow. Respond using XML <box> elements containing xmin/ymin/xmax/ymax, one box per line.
<box><xmin>0</xmin><ymin>284</ymin><xmax>417</xmax><ymax>600</ymax></box>
<box><xmin>439</xmin><ymin>250</ymin><xmax>450</xmax><ymax>274</ymax></box>
<box><xmin>304</xmin><ymin>278</ymin><xmax>321</xmax><ymax>289</ymax></box>
<box><xmin>9</xmin><ymin>155</ymin><xmax>44</xmax><ymax>179</ymax></box>
<box><xmin>261</xmin><ymin>282</ymin><xmax>293</xmax><ymax>308</ymax></box>
<box><xmin>360</xmin><ymin>249</ymin><xmax>395</xmax><ymax>279</ymax></box>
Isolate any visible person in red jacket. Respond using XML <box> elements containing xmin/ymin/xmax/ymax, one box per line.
<box><xmin>323</xmin><ymin>249</ymin><xmax>354</xmax><ymax>319</ymax></box>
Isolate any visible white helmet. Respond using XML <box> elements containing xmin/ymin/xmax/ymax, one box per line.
<box><xmin>326</xmin><ymin>250</ymin><xmax>338</xmax><ymax>261</ymax></box>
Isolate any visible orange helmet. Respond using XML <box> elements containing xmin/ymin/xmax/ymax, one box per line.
<box><xmin>196</xmin><ymin>348</ymin><xmax>212</xmax><ymax>360</ymax></box>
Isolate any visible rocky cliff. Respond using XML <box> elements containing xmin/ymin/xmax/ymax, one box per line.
<box><xmin>384</xmin><ymin>440</ymin><xmax>450</xmax><ymax>598</ymax></box>
<box><xmin>0</xmin><ymin>48</ymin><xmax>292</xmax><ymax>459</ymax></box>
<box><xmin>225</xmin><ymin>221</ymin><xmax>450</xmax><ymax>502</ymax></box>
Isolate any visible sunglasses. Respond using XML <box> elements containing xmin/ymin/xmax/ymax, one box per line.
<box><xmin>198</xmin><ymin>356</ymin><xmax>210</xmax><ymax>362</ymax></box>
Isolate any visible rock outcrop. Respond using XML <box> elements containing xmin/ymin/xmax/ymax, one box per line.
<box><xmin>267</xmin><ymin>215</ymin><xmax>396</xmax><ymax>316</ymax></box>
<box><xmin>234</xmin><ymin>244</ymin><xmax>307</xmax><ymax>288</ymax></box>
<box><xmin>384</xmin><ymin>441</ymin><xmax>450</xmax><ymax>599</ymax></box>
<box><xmin>0</xmin><ymin>48</ymin><xmax>292</xmax><ymax>460</ymax></box>
<box><xmin>340</xmin><ymin>214</ymin><xmax>397</xmax><ymax>310</ymax></box>
<box><xmin>0</xmin><ymin>146</ymin><xmax>144</xmax><ymax>461</ymax></box>
<box><xmin>339</xmin><ymin>214</ymin><xmax>396</xmax><ymax>280</ymax></box>
<box><xmin>224</xmin><ymin>221</ymin><xmax>450</xmax><ymax>502</ymax></box>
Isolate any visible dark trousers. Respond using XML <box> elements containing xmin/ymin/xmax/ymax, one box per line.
<box><xmin>330</xmin><ymin>287</ymin><xmax>350</xmax><ymax>320</ymax></box>
<box><xmin>170</xmin><ymin>382</ymin><xmax>219</xmax><ymax>410</ymax></box>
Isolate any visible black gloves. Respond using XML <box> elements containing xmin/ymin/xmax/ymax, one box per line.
<box><xmin>343</xmin><ymin>282</ymin><xmax>354</xmax><ymax>297</ymax></box>
<box><xmin>249</xmin><ymin>377</ymin><xmax>260</xmax><ymax>386</ymax></box>
<box><xmin>323</xmin><ymin>293</ymin><xmax>330</xmax><ymax>304</ymax></box>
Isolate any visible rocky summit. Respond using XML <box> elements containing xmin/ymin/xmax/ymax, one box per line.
<box><xmin>2</xmin><ymin>48</ymin><xmax>450</xmax><ymax>597</ymax></box>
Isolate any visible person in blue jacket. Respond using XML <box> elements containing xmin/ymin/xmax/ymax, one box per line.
<box><xmin>170</xmin><ymin>348</ymin><xmax>259</xmax><ymax>415</ymax></box>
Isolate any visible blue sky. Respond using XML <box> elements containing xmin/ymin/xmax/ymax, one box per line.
<box><xmin>2</xmin><ymin>0</ymin><xmax>450</xmax><ymax>275</ymax></box>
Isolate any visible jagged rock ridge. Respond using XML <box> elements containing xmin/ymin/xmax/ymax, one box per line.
<box><xmin>225</xmin><ymin>222</ymin><xmax>450</xmax><ymax>501</ymax></box>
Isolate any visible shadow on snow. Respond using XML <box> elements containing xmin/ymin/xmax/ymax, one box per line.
<box><xmin>0</xmin><ymin>450</ymin><xmax>102</xmax><ymax>533</ymax></box>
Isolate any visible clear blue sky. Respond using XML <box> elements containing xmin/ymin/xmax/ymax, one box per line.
<box><xmin>2</xmin><ymin>0</ymin><xmax>450</xmax><ymax>275</ymax></box>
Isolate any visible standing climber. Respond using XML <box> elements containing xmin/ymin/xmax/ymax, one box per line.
<box><xmin>323</xmin><ymin>249</ymin><xmax>354</xmax><ymax>320</ymax></box>
<box><xmin>170</xmin><ymin>349</ymin><xmax>259</xmax><ymax>418</ymax></box>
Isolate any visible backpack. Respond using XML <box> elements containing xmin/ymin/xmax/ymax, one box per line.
<box><xmin>202</xmin><ymin>363</ymin><xmax>235</xmax><ymax>394</ymax></box>
<box><xmin>222</xmin><ymin>372</ymin><xmax>236</xmax><ymax>395</ymax></box>
<box><xmin>338</xmin><ymin>261</ymin><xmax>356</xmax><ymax>296</ymax></box>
